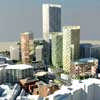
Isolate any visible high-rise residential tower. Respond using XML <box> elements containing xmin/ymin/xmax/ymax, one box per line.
<box><xmin>63</xmin><ymin>26</ymin><xmax>80</xmax><ymax>73</ymax></box>
<box><xmin>51</xmin><ymin>32</ymin><xmax>63</xmax><ymax>67</ymax></box>
<box><xmin>21</xmin><ymin>32</ymin><xmax>34</xmax><ymax>64</ymax></box>
<box><xmin>43</xmin><ymin>4</ymin><xmax>61</xmax><ymax>42</ymax></box>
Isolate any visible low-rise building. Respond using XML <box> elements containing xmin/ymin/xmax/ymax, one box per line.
<box><xmin>0</xmin><ymin>55</ymin><xmax>13</xmax><ymax>64</ymax></box>
<box><xmin>71</xmin><ymin>58</ymin><xmax>98</xmax><ymax>78</ymax></box>
<box><xmin>5</xmin><ymin>64</ymin><xmax>33</xmax><ymax>83</ymax></box>
<box><xmin>20</xmin><ymin>78</ymin><xmax>59</xmax><ymax>97</ymax></box>
<box><xmin>80</xmin><ymin>44</ymin><xmax>100</xmax><ymax>64</ymax></box>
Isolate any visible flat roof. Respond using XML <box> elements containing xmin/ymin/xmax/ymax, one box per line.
<box><xmin>35</xmin><ymin>71</ymin><xmax>48</xmax><ymax>77</ymax></box>
<box><xmin>80</xmin><ymin>44</ymin><xmax>100</xmax><ymax>48</ymax></box>
<box><xmin>63</xmin><ymin>26</ymin><xmax>80</xmax><ymax>30</ymax></box>
<box><xmin>51</xmin><ymin>32</ymin><xmax>62</xmax><ymax>35</ymax></box>
<box><xmin>0</xmin><ymin>56</ymin><xmax>11</xmax><ymax>60</ymax></box>
<box><xmin>72</xmin><ymin>58</ymin><xmax>98</xmax><ymax>65</ymax></box>
<box><xmin>21</xmin><ymin>32</ymin><xmax>33</xmax><ymax>35</ymax></box>
<box><xmin>43</xmin><ymin>4</ymin><xmax>61</xmax><ymax>8</ymax></box>
<box><xmin>72</xmin><ymin>61</ymin><xmax>85</xmax><ymax>65</ymax></box>
<box><xmin>36</xmin><ymin>45</ymin><xmax>43</xmax><ymax>49</ymax></box>
<box><xmin>80</xmin><ymin>40</ymin><xmax>100</xmax><ymax>45</ymax></box>
<box><xmin>20</xmin><ymin>78</ymin><xmax>38</xmax><ymax>86</ymax></box>
<box><xmin>80</xmin><ymin>58</ymin><xmax>98</xmax><ymax>63</ymax></box>
<box><xmin>5</xmin><ymin>64</ymin><xmax>33</xmax><ymax>70</ymax></box>
<box><xmin>0</xmin><ymin>64</ymin><xmax>9</xmax><ymax>67</ymax></box>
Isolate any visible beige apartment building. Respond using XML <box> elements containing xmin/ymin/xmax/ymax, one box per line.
<box><xmin>63</xmin><ymin>26</ymin><xmax>80</xmax><ymax>73</ymax></box>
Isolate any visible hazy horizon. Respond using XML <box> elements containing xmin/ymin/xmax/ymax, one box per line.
<box><xmin>0</xmin><ymin>0</ymin><xmax>100</xmax><ymax>42</ymax></box>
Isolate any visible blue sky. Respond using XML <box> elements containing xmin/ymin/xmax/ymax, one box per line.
<box><xmin>0</xmin><ymin>0</ymin><xmax>100</xmax><ymax>41</ymax></box>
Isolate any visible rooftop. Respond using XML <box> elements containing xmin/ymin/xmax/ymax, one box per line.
<box><xmin>80</xmin><ymin>43</ymin><xmax>100</xmax><ymax>48</ymax></box>
<box><xmin>21</xmin><ymin>32</ymin><xmax>33</xmax><ymax>35</ymax></box>
<box><xmin>79</xmin><ymin>58</ymin><xmax>98</xmax><ymax>63</ymax></box>
<box><xmin>51</xmin><ymin>32</ymin><xmax>62</xmax><ymax>36</ymax></box>
<box><xmin>20</xmin><ymin>78</ymin><xmax>38</xmax><ymax>86</ymax></box>
<box><xmin>0</xmin><ymin>56</ymin><xmax>11</xmax><ymax>61</ymax></box>
<box><xmin>43</xmin><ymin>4</ymin><xmax>61</xmax><ymax>8</ymax></box>
<box><xmin>36</xmin><ymin>45</ymin><xmax>43</xmax><ymax>49</ymax></box>
<box><xmin>5</xmin><ymin>64</ymin><xmax>33</xmax><ymax>70</ymax></box>
<box><xmin>63</xmin><ymin>26</ymin><xmax>80</xmax><ymax>30</ymax></box>
<box><xmin>0</xmin><ymin>64</ymin><xmax>9</xmax><ymax>67</ymax></box>
<box><xmin>72</xmin><ymin>58</ymin><xmax>98</xmax><ymax>65</ymax></box>
<box><xmin>35</xmin><ymin>71</ymin><xmax>48</xmax><ymax>77</ymax></box>
<box><xmin>80</xmin><ymin>40</ymin><xmax>100</xmax><ymax>45</ymax></box>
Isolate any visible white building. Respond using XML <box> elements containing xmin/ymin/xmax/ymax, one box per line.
<box><xmin>0</xmin><ymin>84</ymin><xmax>12</xmax><ymax>100</ymax></box>
<box><xmin>10</xmin><ymin>46</ymin><xmax>20</xmax><ymax>61</ymax></box>
<box><xmin>5</xmin><ymin>64</ymin><xmax>33</xmax><ymax>83</ymax></box>
<box><xmin>36</xmin><ymin>45</ymin><xmax>43</xmax><ymax>62</ymax></box>
<box><xmin>43</xmin><ymin>4</ymin><xmax>61</xmax><ymax>42</ymax></box>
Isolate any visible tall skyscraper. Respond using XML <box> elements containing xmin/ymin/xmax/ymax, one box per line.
<box><xmin>43</xmin><ymin>4</ymin><xmax>61</xmax><ymax>42</ymax></box>
<box><xmin>51</xmin><ymin>32</ymin><xmax>63</xmax><ymax>67</ymax></box>
<box><xmin>21</xmin><ymin>32</ymin><xmax>34</xmax><ymax>64</ymax></box>
<box><xmin>42</xmin><ymin>4</ymin><xmax>61</xmax><ymax>66</ymax></box>
<box><xmin>63</xmin><ymin>26</ymin><xmax>80</xmax><ymax>73</ymax></box>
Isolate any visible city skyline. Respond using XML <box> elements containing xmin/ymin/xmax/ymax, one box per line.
<box><xmin>0</xmin><ymin>1</ymin><xmax>100</xmax><ymax>99</ymax></box>
<box><xmin>0</xmin><ymin>0</ymin><xmax>100</xmax><ymax>41</ymax></box>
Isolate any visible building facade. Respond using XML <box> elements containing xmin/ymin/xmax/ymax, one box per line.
<box><xmin>42</xmin><ymin>4</ymin><xmax>61</xmax><ymax>66</ymax></box>
<box><xmin>80</xmin><ymin>44</ymin><xmax>100</xmax><ymax>64</ymax></box>
<box><xmin>63</xmin><ymin>26</ymin><xmax>80</xmax><ymax>73</ymax></box>
<box><xmin>0</xmin><ymin>64</ymin><xmax>7</xmax><ymax>84</ymax></box>
<box><xmin>21</xmin><ymin>32</ymin><xmax>34</xmax><ymax>64</ymax></box>
<box><xmin>71</xmin><ymin>58</ymin><xmax>98</xmax><ymax>77</ymax></box>
<box><xmin>10</xmin><ymin>46</ymin><xmax>20</xmax><ymax>61</ymax></box>
<box><xmin>51</xmin><ymin>32</ymin><xmax>63</xmax><ymax>67</ymax></box>
<box><xmin>5</xmin><ymin>64</ymin><xmax>33</xmax><ymax>83</ymax></box>
<box><xmin>43</xmin><ymin>4</ymin><xmax>61</xmax><ymax>42</ymax></box>
<box><xmin>35</xmin><ymin>45</ymin><xmax>43</xmax><ymax>62</ymax></box>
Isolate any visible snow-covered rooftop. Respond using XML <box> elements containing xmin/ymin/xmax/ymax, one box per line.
<box><xmin>5</xmin><ymin>64</ymin><xmax>33</xmax><ymax>70</ymax></box>
<box><xmin>0</xmin><ymin>56</ymin><xmax>11</xmax><ymax>61</ymax></box>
